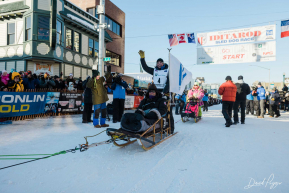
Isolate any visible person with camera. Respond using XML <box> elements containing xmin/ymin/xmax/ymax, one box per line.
<box><xmin>111</xmin><ymin>73</ymin><xmax>128</xmax><ymax>123</ymax></box>
<box><xmin>251</xmin><ymin>86</ymin><xmax>260</xmax><ymax>116</ymax></box>
<box><xmin>252</xmin><ymin>82</ymin><xmax>266</xmax><ymax>118</ymax></box>
<box><xmin>86</xmin><ymin>66</ymin><xmax>111</xmax><ymax>128</ymax></box>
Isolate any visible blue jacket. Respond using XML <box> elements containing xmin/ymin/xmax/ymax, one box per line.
<box><xmin>111</xmin><ymin>80</ymin><xmax>128</xmax><ymax>99</ymax></box>
<box><xmin>22</xmin><ymin>77</ymin><xmax>39</xmax><ymax>89</ymax></box>
<box><xmin>175</xmin><ymin>94</ymin><xmax>180</xmax><ymax>100</ymax></box>
<box><xmin>202</xmin><ymin>93</ymin><xmax>208</xmax><ymax>101</ymax></box>
<box><xmin>246</xmin><ymin>92</ymin><xmax>254</xmax><ymax>100</ymax></box>
<box><xmin>181</xmin><ymin>94</ymin><xmax>186</xmax><ymax>102</ymax></box>
<box><xmin>256</xmin><ymin>86</ymin><xmax>266</xmax><ymax>100</ymax></box>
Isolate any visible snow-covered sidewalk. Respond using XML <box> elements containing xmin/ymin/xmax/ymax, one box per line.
<box><xmin>0</xmin><ymin>105</ymin><xmax>288</xmax><ymax>193</ymax></box>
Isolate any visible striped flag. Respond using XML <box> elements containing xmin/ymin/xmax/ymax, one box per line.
<box><xmin>281</xmin><ymin>20</ymin><xmax>289</xmax><ymax>38</ymax></box>
<box><xmin>168</xmin><ymin>34</ymin><xmax>178</xmax><ymax>47</ymax></box>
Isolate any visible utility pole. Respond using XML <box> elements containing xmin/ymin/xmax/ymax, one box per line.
<box><xmin>95</xmin><ymin>0</ymin><xmax>107</xmax><ymax>76</ymax></box>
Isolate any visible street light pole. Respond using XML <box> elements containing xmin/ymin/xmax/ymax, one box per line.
<box><xmin>249</xmin><ymin>65</ymin><xmax>270</xmax><ymax>88</ymax></box>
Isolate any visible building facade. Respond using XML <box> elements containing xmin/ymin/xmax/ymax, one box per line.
<box><xmin>69</xmin><ymin>0</ymin><xmax>125</xmax><ymax>74</ymax></box>
<box><xmin>0</xmin><ymin>0</ymin><xmax>113</xmax><ymax>79</ymax></box>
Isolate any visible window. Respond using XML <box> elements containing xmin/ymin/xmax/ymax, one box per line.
<box><xmin>8</xmin><ymin>23</ymin><xmax>15</xmax><ymax>45</ymax></box>
<box><xmin>113</xmin><ymin>21</ymin><xmax>117</xmax><ymax>34</ymax></box>
<box><xmin>74</xmin><ymin>32</ymin><xmax>80</xmax><ymax>52</ymax></box>
<box><xmin>87</xmin><ymin>8</ymin><xmax>93</xmax><ymax>15</ymax></box>
<box><xmin>56</xmin><ymin>20</ymin><xmax>62</xmax><ymax>45</ymax></box>
<box><xmin>94</xmin><ymin>41</ymin><xmax>99</xmax><ymax>58</ymax></box>
<box><xmin>26</xmin><ymin>16</ymin><xmax>31</xmax><ymax>41</ymax></box>
<box><xmin>105</xmin><ymin>16</ymin><xmax>121</xmax><ymax>36</ymax></box>
<box><xmin>89</xmin><ymin>38</ymin><xmax>93</xmax><ymax>57</ymax></box>
<box><xmin>38</xmin><ymin>16</ymin><xmax>50</xmax><ymax>41</ymax></box>
<box><xmin>66</xmin><ymin>28</ymin><xmax>72</xmax><ymax>49</ymax></box>
<box><xmin>106</xmin><ymin>50</ymin><xmax>120</xmax><ymax>66</ymax></box>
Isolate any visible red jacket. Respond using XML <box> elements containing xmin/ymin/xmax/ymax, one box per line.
<box><xmin>218</xmin><ymin>81</ymin><xmax>237</xmax><ymax>102</ymax></box>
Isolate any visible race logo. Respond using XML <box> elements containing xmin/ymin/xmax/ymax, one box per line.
<box><xmin>198</xmin><ymin>33</ymin><xmax>207</xmax><ymax>45</ymax></box>
<box><xmin>179</xmin><ymin>63</ymin><xmax>187</xmax><ymax>89</ymax></box>
<box><xmin>266</xmin><ymin>29</ymin><xmax>274</xmax><ymax>39</ymax></box>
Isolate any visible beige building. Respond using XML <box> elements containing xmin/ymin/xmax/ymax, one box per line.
<box><xmin>252</xmin><ymin>81</ymin><xmax>284</xmax><ymax>91</ymax></box>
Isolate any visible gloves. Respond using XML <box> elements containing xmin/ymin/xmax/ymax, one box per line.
<box><xmin>138</xmin><ymin>50</ymin><xmax>145</xmax><ymax>58</ymax></box>
<box><xmin>107</xmin><ymin>65</ymin><xmax>111</xmax><ymax>73</ymax></box>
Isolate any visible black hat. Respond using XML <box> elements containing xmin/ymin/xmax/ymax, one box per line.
<box><xmin>225</xmin><ymin>76</ymin><xmax>232</xmax><ymax>81</ymax></box>
<box><xmin>54</xmin><ymin>75</ymin><xmax>59</xmax><ymax>79</ymax></box>
<box><xmin>92</xmin><ymin>70</ymin><xmax>99</xmax><ymax>78</ymax></box>
<box><xmin>238</xmin><ymin>75</ymin><xmax>243</xmax><ymax>80</ymax></box>
<box><xmin>258</xmin><ymin>82</ymin><xmax>262</xmax><ymax>85</ymax></box>
<box><xmin>148</xmin><ymin>83</ymin><xmax>157</xmax><ymax>92</ymax></box>
<box><xmin>156</xmin><ymin>58</ymin><xmax>164</xmax><ymax>63</ymax></box>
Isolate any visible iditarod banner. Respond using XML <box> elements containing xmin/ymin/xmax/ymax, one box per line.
<box><xmin>197</xmin><ymin>41</ymin><xmax>276</xmax><ymax>65</ymax></box>
<box><xmin>197</xmin><ymin>25</ymin><xmax>275</xmax><ymax>46</ymax></box>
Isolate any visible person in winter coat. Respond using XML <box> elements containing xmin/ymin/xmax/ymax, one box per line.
<box><xmin>265</xmin><ymin>91</ymin><xmax>271</xmax><ymax>114</ymax></box>
<box><xmin>76</xmin><ymin>77</ymin><xmax>83</xmax><ymax>90</ymax></box>
<box><xmin>251</xmin><ymin>86</ymin><xmax>259</xmax><ymax>116</ymax></box>
<box><xmin>253</xmin><ymin>82</ymin><xmax>266</xmax><ymax>118</ymax></box>
<box><xmin>111</xmin><ymin>73</ymin><xmax>128</xmax><ymax>123</ymax></box>
<box><xmin>269</xmin><ymin>87</ymin><xmax>281</xmax><ymax>118</ymax></box>
<box><xmin>8</xmin><ymin>72</ymin><xmax>24</xmax><ymax>92</ymax></box>
<box><xmin>218</xmin><ymin>76</ymin><xmax>237</xmax><ymax>127</ymax></box>
<box><xmin>1</xmin><ymin>70</ymin><xmax>9</xmax><ymax>85</ymax></box>
<box><xmin>86</xmin><ymin>66</ymin><xmax>111</xmax><ymax>128</ymax></box>
<box><xmin>174</xmin><ymin>94</ymin><xmax>181</xmax><ymax>115</ymax></box>
<box><xmin>282</xmin><ymin>84</ymin><xmax>288</xmax><ymax>92</ymax></box>
<box><xmin>187</xmin><ymin>82</ymin><xmax>204</xmax><ymax>117</ymax></box>
<box><xmin>22</xmin><ymin>72</ymin><xmax>40</xmax><ymax>90</ymax></box>
<box><xmin>246</xmin><ymin>89</ymin><xmax>254</xmax><ymax>115</ymax></box>
<box><xmin>233</xmin><ymin>76</ymin><xmax>251</xmax><ymax>124</ymax></box>
<box><xmin>138</xmin><ymin>50</ymin><xmax>175</xmax><ymax>133</ymax></box>
<box><xmin>202</xmin><ymin>89</ymin><xmax>209</xmax><ymax>112</ymax></box>
<box><xmin>82</xmin><ymin>76</ymin><xmax>93</xmax><ymax>123</ymax></box>
<box><xmin>66</xmin><ymin>73</ymin><xmax>76</xmax><ymax>91</ymax></box>
<box><xmin>284</xmin><ymin>92</ymin><xmax>289</xmax><ymax>112</ymax></box>
<box><xmin>135</xmin><ymin>84</ymin><xmax>167</xmax><ymax>127</ymax></box>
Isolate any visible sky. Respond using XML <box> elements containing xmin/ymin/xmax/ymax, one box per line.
<box><xmin>111</xmin><ymin>0</ymin><xmax>289</xmax><ymax>85</ymax></box>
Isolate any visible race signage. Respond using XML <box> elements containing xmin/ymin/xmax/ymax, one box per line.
<box><xmin>197</xmin><ymin>25</ymin><xmax>276</xmax><ymax>46</ymax></box>
<box><xmin>197</xmin><ymin>41</ymin><xmax>276</xmax><ymax>65</ymax></box>
<box><xmin>0</xmin><ymin>92</ymin><xmax>47</xmax><ymax>117</ymax></box>
<box><xmin>58</xmin><ymin>93</ymin><xmax>82</xmax><ymax>112</ymax></box>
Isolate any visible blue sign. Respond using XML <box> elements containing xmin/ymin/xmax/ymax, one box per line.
<box><xmin>0</xmin><ymin>92</ymin><xmax>47</xmax><ymax>118</ymax></box>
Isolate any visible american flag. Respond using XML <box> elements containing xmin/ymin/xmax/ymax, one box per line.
<box><xmin>168</xmin><ymin>34</ymin><xmax>179</xmax><ymax>47</ymax></box>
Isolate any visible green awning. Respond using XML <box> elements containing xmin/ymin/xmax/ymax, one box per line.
<box><xmin>0</xmin><ymin>1</ymin><xmax>29</xmax><ymax>14</ymax></box>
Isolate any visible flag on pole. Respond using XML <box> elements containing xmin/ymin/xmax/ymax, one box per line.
<box><xmin>177</xmin><ymin>34</ymin><xmax>187</xmax><ymax>43</ymax></box>
<box><xmin>187</xmin><ymin>33</ymin><xmax>195</xmax><ymax>43</ymax></box>
<box><xmin>281</xmin><ymin>20</ymin><xmax>289</xmax><ymax>38</ymax></box>
<box><xmin>169</xmin><ymin>53</ymin><xmax>192</xmax><ymax>95</ymax></box>
<box><xmin>168</xmin><ymin>34</ymin><xmax>179</xmax><ymax>47</ymax></box>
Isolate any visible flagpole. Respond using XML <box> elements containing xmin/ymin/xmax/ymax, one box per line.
<box><xmin>167</xmin><ymin>48</ymin><xmax>172</xmax><ymax>134</ymax></box>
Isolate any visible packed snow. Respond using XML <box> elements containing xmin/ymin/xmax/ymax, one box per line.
<box><xmin>0</xmin><ymin>104</ymin><xmax>288</xmax><ymax>193</ymax></box>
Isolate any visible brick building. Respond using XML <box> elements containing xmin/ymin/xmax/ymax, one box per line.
<box><xmin>69</xmin><ymin>0</ymin><xmax>125</xmax><ymax>74</ymax></box>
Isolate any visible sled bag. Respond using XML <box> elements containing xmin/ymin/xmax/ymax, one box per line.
<box><xmin>120</xmin><ymin>113</ymin><xmax>159</xmax><ymax>133</ymax></box>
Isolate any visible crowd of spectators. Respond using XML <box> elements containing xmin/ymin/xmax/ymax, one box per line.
<box><xmin>0</xmin><ymin>69</ymin><xmax>83</xmax><ymax>92</ymax></box>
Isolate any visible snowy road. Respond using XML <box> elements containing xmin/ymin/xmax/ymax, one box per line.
<box><xmin>0</xmin><ymin>105</ymin><xmax>288</xmax><ymax>193</ymax></box>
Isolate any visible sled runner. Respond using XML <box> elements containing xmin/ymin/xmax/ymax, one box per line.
<box><xmin>106</xmin><ymin>117</ymin><xmax>177</xmax><ymax>150</ymax></box>
<box><xmin>106</xmin><ymin>100</ymin><xmax>177</xmax><ymax>150</ymax></box>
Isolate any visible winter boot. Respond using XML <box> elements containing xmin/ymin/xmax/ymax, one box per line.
<box><xmin>93</xmin><ymin>118</ymin><xmax>100</xmax><ymax>127</ymax></box>
<box><xmin>100</xmin><ymin>118</ymin><xmax>109</xmax><ymax>127</ymax></box>
<box><xmin>94</xmin><ymin>125</ymin><xmax>101</xmax><ymax>128</ymax></box>
<box><xmin>257</xmin><ymin>116</ymin><xmax>264</xmax><ymax>118</ymax></box>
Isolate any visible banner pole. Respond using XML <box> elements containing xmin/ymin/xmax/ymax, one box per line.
<box><xmin>167</xmin><ymin>48</ymin><xmax>172</xmax><ymax>93</ymax></box>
